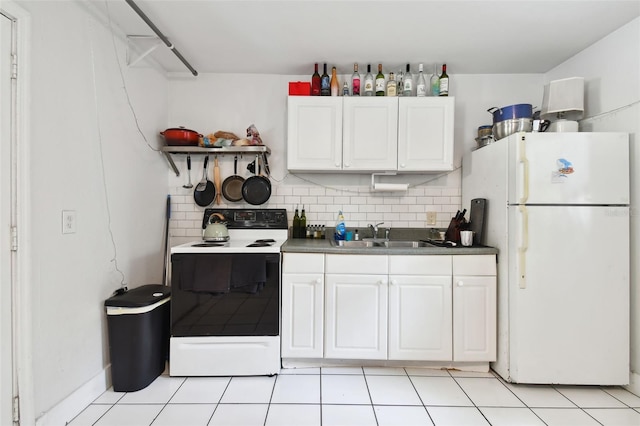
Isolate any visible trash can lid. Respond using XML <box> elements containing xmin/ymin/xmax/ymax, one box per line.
<box><xmin>104</xmin><ymin>284</ymin><xmax>171</xmax><ymax>308</ymax></box>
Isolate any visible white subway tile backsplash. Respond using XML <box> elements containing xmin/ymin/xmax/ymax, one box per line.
<box><xmin>168</xmin><ymin>183</ymin><xmax>461</xmax><ymax>236</ymax></box>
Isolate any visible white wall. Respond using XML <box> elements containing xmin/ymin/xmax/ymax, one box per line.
<box><xmin>166</xmin><ymin>73</ymin><xmax>542</xmax><ymax>237</ymax></box>
<box><xmin>14</xmin><ymin>0</ymin><xmax>169</xmax><ymax>420</ymax></box>
<box><xmin>545</xmin><ymin>17</ymin><xmax>640</xmax><ymax>388</ymax></box>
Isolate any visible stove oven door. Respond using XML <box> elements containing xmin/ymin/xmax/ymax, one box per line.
<box><xmin>170</xmin><ymin>252</ymin><xmax>280</xmax><ymax>337</ymax></box>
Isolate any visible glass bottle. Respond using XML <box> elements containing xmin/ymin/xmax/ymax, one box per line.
<box><xmin>439</xmin><ymin>63</ymin><xmax>449</xmax><ymax>97</ymax></box>
<box><xmin>351</xmin><ymin>63</ymin><xmax>360</xmax><ymax>96</ymax></box>
<box><xmin>330</xmin><ymin>67</ymin><xmax>339</xmax><ymax>96</ymax></box>
<box><xmin>397</xmin><ymin>70</ymin><xmax>404</xmax><ymax>97</ymax></box>
<box><xmin>311</xmin><ymin>63</ymin><xmax>321</xmax><ymax>96</ymax></box>
<box><xmin>430</xmin><ymin>64</ymin><xmax>440</xmax><ymax>96</ymax></box>
<box><xmin>386</xmin><ymin>72</ymin><xmax>397</xmax><ymax>97</ymax></box>
<box><xmin>342</xmin><ymin>81</ymin><xmax>349</xmax><ymax>96</ymax></box>
<box><xmin>293</xmin><ymin>206</ymin><xmax>300</xmax><ymax>238</ymax></box>
<box><xmin>363</xmin><ymin>64</ymin><xmax>374</xmax><ymax>96</ymax></box>
<box><xmin>375</xmin><ymin>63</ymin><xmax>385</xmax><ymax>96</ymax></box>
<box><xmin>403</xmin><ymin>63</ymin><xmax>413</xmax><ymax>96</ymax></box>
<box><xmin>300</xmin><ymin>205</ymin><xmax>307</xmax><ymax>237</ymax></box>
<box><xmin>320</xmin><ymin>63</ymin><xmax>330</xmax><ymax>96</ymax></box>
<box><xmin>416</xmin><ymin>63</ymin><xmax>427</xmax><ymax>97</ymax></box>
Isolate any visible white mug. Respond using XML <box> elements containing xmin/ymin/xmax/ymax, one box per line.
<box><xmin>460</xmin><ymin>230</ymin><xmax>473</xmax><ymax>246</ymax></box>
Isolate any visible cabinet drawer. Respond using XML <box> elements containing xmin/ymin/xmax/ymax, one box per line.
<box><xmin>326</xmin><ymin>254</ymin><xmax>388</xmax><ymax>275</ymax></box>
<box><xmin>452</xmin><ymin>255</ymin><xmax>496</xmax><ymax>276</ymax></box>
<box><xmin>283</xmin><ymin>253</ymin><xmax>325</xmax><ymax>273</ymax></box>
<box><xmin>389</xmin><ymin>255</ymin><xmax>451</xmax><ymax>275</ymax></box>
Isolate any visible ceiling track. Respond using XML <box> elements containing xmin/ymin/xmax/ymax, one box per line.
<box><xmin>124</xmin><ymin>0</ymin><xmax>198</xmax><ymax>76</ymax></box>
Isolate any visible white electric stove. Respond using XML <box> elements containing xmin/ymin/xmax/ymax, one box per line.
<box><xmin>169</xmin><ymin>208</ymin><xmax>288</xmax><ymax>377</ymax></box>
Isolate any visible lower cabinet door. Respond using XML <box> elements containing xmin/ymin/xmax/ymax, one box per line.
<box><xmin>281</xmin><ymin>273</ymin><xmax>324</xmax><ymax>358</ymax></box>
<box><xmin>453</xmin><ymin>275</ymin><xmax>497</xmax><ymax>361</ymax></box>
<box><xmin>388</xmin><ymin>275</ymin><xmax>452</xmax><ymax>361</ymax></box>
<box><xmin>324</xmin><ymin>274</ymin><xmax>388</xmax><ymax>359</ymax></box>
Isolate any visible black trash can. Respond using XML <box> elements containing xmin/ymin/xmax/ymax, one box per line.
<box><xmin>105</xmin><ymin>284</ymin><xmax>171</xmax><ymax>392</ymax></box>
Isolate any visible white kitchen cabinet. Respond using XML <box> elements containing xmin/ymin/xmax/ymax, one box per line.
<box><xmin>287</xmin><ymin>97</ymin><xmax>342</xmax><ymax>171</ymax></box>
<box><xmin>342</xmin><ymin>97</ymin><xmax>398</xmax><ymax>171</ymax></box>
<box><xmin>398</xmin><ymin>97</ymin><xmax>455</xmax><ymax>171</ymax></box>
<box><xmin>452</xmin><ymin>255</ymin><xmax>497</xmax><ymax>362</ymax></box>
<box><xmin>324</xmin><ymin>255</ymin><xmax>388</xmax><ymax>359</ymax></box>
<box><xmin>287</xmin><ymin>96</ymin><xmax>453</xmax><ymax>172</ymax></box>
<box><xmin>388</xmin><ymin>256</ymin><xmax>453</xmax><ymax>361</ymax></box>
<box><xmin>281</xmin><ymin>253</ymin><xmax>325</xmax><ymax>358</ymax></box>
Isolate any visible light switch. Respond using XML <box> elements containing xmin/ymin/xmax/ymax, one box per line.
<box><xmin>426</xmin><ymin>211</ymin><xmax>437</xmax><ymax>226</ymax></box>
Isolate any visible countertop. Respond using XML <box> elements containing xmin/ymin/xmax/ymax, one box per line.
<box><xmin>281</xmin><ymin>238</ymin><xmax>499</xmax><ymax>256</ymax></box>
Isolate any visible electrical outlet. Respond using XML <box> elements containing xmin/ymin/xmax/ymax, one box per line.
<box><xmin>62</xmin><ymin>210</ymin><xmax>76</xmax><ymax>234</ymax></box>
<box><xmin>426</xmin><ymin>211</ymin><xmax>437</xmax><ymax>226</ymax></box>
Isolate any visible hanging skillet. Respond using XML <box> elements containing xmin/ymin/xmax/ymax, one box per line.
<box><xmin>193</xmin><ymin>156</ymin><xmax>216</xmax><ymax>207</ymax></box>
<box><xmin>242</xmin><ymin>154</ymin><xmax>271</xmax><ymax>205</ymax></box>
<box><xmin>222</xmin><ymin>155</ymin><xmax>245</xmax><ymax>202</ymax></box>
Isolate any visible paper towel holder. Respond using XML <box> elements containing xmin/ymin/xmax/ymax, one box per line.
<box><xmin>371</xmin><ymin>172</ymin><xmax>409</xmax><ymax>192</ymax></box>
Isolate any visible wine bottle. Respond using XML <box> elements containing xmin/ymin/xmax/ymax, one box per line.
<box><xmin>293</xmin><ymin>206</ymin><xmax>300</xmax><ymax>238</ymax></box>
<box><xmin>363</xmin><ymin>64</ymin><xmax>374</xmax><ymax>96</ymax></box>
<box><xmin>300</xmin><ymin>205</ymin><xmax>307</xmax><ymax>237</ymax></box>
<box><xmin>430</xmin><ymin>64</ymin><xmax>440</xmax><ymax>97</ymax></box>
<box><xmin>375</xmin><ymin>63</ymin><xmax>385</xmax><ymax>96</ymax></box>
<box><xmin>330</xmin><ymin>66</ymin><xmax>339</xmax><ymax>96</ymax></box>
<box><xmin>403</xmin><ymin>63</ymin><xmax>413</xmax><ymax>96</ymax></box>
<box><xmin>397</xmin><ymin>70</ymin><xmax>404</xmax><ymax>97</ymax></box>
<box><xmin>386</xmin><ymin>72</ymin><xmax>397</xmax><ymax>97</ymax></box>
<box><xmin>351</xmin><ymin>63</ymin><xmax>360</xmax><ymax>96</ymax></box>
<box><xmin>439</xmin><ymin>63</ymin><xmax>449</xmax><ymax>97</ymax></box>
<box><xmin>320</xmin><ymin>63</ymin><xmax>330</xmax><ymax>96</ymax></box>
<box><xmin>416</xmin><ymin>64</ymin><xmax>427</xmax><ymax>97</ymax></box>
<box><xmin>311</xmin><ymin>63</ymin><xmax>321</xmax><ymax>96</ymax></box>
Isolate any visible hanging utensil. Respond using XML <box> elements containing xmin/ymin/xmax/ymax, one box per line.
<box><xmin>242</xmin><ymin>154</ymin><xmax>272</xmax><ymax>205</ymax></box>
<box><xmin>193</xmin><ymin>156</ymin><xmax>216</xmax><ymax>207</ymax></box>
<box><xmin>213</xmin><ymin>156</ymin><xmax>222</xmax><ymax>205</ymax></box>
<box><xmin>183</xmin><ymin>154</ymin><xmax>193</xmax><ymax>189</ymax></box>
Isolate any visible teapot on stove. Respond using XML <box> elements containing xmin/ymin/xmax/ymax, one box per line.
<box><xmin>203</xmin><ymin>213</ymin><xmax>230</xmax><ymax>242</ymax></box>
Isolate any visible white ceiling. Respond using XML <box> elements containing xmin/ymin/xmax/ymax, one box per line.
<box><xmin>94</xmin><ymin>0</ymin><xmax>640</xmax><ymax>76</ymax></box>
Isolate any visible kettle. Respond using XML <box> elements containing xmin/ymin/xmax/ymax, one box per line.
<box><xmin>203</xmin><ymin>213</ymin><xmax>230</xmax><ymax>241</ymax></box>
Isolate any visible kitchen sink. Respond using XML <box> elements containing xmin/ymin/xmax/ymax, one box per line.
<box><xmin>330</xmin><ymin>239</ymin><xmax>433</xmax><ymax>248</ymax></box>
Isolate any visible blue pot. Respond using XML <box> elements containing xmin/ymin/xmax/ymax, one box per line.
<box><xmin>487</xmin><ymin>104</ymin><xmax>533</xmax><ymax>123</ymax></box>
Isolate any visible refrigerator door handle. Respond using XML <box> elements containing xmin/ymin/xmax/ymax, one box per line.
<box><xmin>518</xmin><ymin>136</ymin><xmax>529</xmax><ymax>204</ymax></box>
<box><xmin>518</xmin><ymin>205</ymin><xmax>529</xmax><ymax>289</ymax></box>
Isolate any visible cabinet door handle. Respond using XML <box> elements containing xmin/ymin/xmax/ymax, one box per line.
<box><xmin>378</xmin><ymin>280</ymin><xmax>386</xmax><ymax>285</ymax></box>
<box><xmin>335</xmin><ymin>163</ymin><xmax>340</xmax><ymax>168</ymax></box>
<box><xmin>390</xmin><ymin>279</ymin><xmax>397</xmax><ymax>286</ymax></box>
<box><xmin>457</xmin><ymin>281</ymin><xmax>464</xmax><ymax>287</ymax></box>
<box><xmin>315</xmin><ymin>278</ymin><xmax>322</xmax><ymax>284</ymax></box>
<box><xmin>400</xmin><ymin>163</ymin><xmax>405</xmax><ymax>168</ymax></box>
<box><xmin>345</xmin><ymin>163</ymin><xmax>350</xmax><ymax>168</ymax></box>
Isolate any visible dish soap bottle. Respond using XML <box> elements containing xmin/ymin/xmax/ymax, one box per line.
<box><xmin>335</xmin><ymin>210</ymin><xmax>346</xmax><ymax>241</ymax></box>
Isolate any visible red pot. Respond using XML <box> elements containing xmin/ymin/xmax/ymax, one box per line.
<box><xmin>160</xmin><ymin>127</ymin><xmax>201</xmax><ymax>146</ymax></box>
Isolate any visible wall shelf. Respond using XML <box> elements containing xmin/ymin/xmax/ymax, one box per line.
<box><xmin>161</xmin><ymin>145</ymin><xmax>271</xmax><ymax>176</ymax></box>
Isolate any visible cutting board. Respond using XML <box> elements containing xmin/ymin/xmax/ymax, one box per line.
<box><xmin>469</xmin><ymin>198</ymin><xmax>486</xmax><ymax>246</ymax></box>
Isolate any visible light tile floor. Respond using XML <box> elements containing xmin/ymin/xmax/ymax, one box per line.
<box><xmin>68</xmin><ymin>367</ymin><xmax>640</xmax><ymax>426</ymax></box>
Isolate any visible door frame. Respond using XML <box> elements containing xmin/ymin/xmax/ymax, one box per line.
<box><xmin>0</xmin><ymin>2</ymin><xmax>33</xmax><ymax>425</ymax></box>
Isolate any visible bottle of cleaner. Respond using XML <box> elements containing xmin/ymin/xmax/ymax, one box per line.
<box><xmin>335</xmin><ymin>210</ymin><xmax>346</xmax><ymax>241</ymax></box>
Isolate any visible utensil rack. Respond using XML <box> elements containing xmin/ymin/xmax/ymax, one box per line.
<box><xmin>161</xmin><ymin>145</ymin><xmax>271</xmax><ymax>176</ymax></box>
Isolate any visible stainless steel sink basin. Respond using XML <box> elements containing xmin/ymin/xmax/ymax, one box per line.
<box><xmin>330</xmin><ymin>239</ymin><xmax>433</xmax><ymax>248</ymax></box>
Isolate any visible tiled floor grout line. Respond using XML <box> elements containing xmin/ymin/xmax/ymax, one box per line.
<box><xmin>262</xmin><ymin>374</ymin><xmax>278</xmax><ymax>426</ymax></box>
<box><xmin>448</xmin><ymin>374</ymin><xmax>501</xmax><ymax>425</ymax></box>
<box><xmin>360</xmin><ymin>368</ymin><xmax>380</xmax><ymax>426</ymax></box>
<box><xmin>492</xmin><ymin>371</ymin><xmax>552</xmax><ymax>425</ymax></box>
<box><xmin>549</xmin><ymin>384</ymin><xmax>606</xmax><ymax>426</ymax></box>
<box><xmin>403</xmin><ymin>367</ymin><xmax>437</xmax><ymax>425</ymax></box>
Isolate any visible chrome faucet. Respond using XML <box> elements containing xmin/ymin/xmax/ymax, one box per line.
<box><xmin>385</xmin><ymin>227</ymin><xmax>391</xmax><ymax>240</ymax></box>
<box><xmin>368</xmin><ymin>222</ymin><xmax>384</xmax><ymax>239</ymax></box>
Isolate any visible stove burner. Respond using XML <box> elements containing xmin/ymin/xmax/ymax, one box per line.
<box><xmin>192</xmin><ymin>243</ymin><xmax>227</xmax><ymax>247</ymax></box>
<box><xmin>255</xmin><ymin>239</ymin><xmax>276</xmax><ymax>243</ymax></box>
<box><xmin>247</xmin><ymin>242</ymin><xmax>273</xmax><ymax>247</ymax></box>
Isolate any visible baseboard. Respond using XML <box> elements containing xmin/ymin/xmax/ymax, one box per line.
<box><xmin>626</xmin><ymin>371</ymin><xmax>640</xmax><ymax>396</ymax></box>
<box><xmin>35</xmin><ymin>365</ymin><xmax>111</xmax><ymax>426</ymax></box>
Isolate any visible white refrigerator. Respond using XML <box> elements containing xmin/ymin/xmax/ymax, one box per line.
<box><xmin>462</xmin><ymin>132</ymin><xmax>630</xmax><ymax>385</ymax></box>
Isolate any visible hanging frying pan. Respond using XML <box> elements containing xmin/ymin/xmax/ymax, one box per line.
<box><xmin>222</xmin><ymin>155</ymin><xmax>245</xmax><ymax>202</ymax></box>
<box><xmin>193</xmin><ymin>156</ymin><xmax>216</xmax><ymax>207</ymax></box>
<box><xmin>242</xmin><ymin>154</ymin><xmax>271</xmax><ymax>205</ymax></box>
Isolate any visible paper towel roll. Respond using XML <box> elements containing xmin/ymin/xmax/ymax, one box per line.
<box><xmin>372</xmin><ymin>183</ymin><xmax>409</xmax><ymax>192</ymax></box>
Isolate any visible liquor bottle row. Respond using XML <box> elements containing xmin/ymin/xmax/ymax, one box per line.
<box><xmin>311</xmin><ymin>63</ymin><xmax>449</xmax><ymax>97</ymax></box>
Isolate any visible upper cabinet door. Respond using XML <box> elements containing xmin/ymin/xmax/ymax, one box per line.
<box><xmin>398</xmin><ymin>97</ymin><xmax>455</xmax><ymax>171</ymax></box>
<box><xmin>343</xmin><ymin>97</ymin><xmax>398</xmax><ymax>171</ymax></box>
<box><xmin>287</xmin><ymin>97</ymin><xmax>342</xmax><ymax>171</ymax></box>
